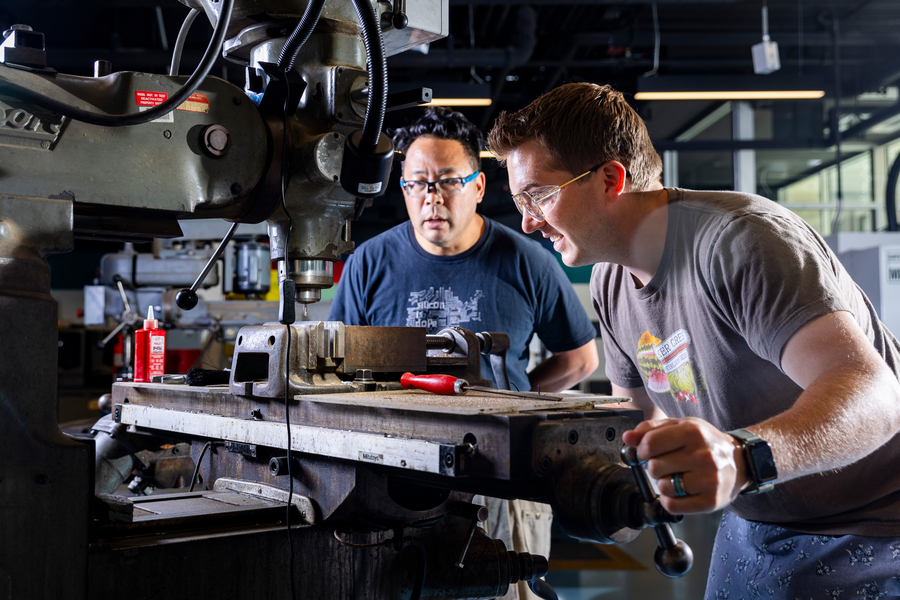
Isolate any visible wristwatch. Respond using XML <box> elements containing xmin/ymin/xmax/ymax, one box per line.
<box><xmin>727</xmin><ymin>429</ymin><xmax>778</xmax><ymax>495</ymax></box>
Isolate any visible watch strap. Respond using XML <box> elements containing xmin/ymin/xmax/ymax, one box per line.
<box><xmin>727</xmin><ymin>428</ymin><xmax>777</xmax><ymax>495</ymax></box>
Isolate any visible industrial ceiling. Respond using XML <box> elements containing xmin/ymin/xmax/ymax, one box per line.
<box><xmin>3</xmin><ymin>0</ymin><xmax>900</xmax><ymax>230</ymax></box>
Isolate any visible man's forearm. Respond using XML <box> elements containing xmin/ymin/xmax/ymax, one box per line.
<box><xmin>527</xmin><ymin>341</ymin><xmax>599</xmax><ymax>392</ymax></box>
<box><xmin>761</xmin><ymin>310</ymin><xmax>900</xmax><ymax>484</ymax></box>
<box><xmin>750</xmin><ymin>363</ymin><xmax>900</xmax><ymax>483</ymax></box>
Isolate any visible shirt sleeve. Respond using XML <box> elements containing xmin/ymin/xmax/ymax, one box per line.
<box><xmin>704</xmin><ymin>213</ymin><xmax>853</xmax><ymax>367</ymax></box>
<box><xmin>327</xmin><ymin>253</ymin><xmax>369</xmax><ymax>325</ymax></box>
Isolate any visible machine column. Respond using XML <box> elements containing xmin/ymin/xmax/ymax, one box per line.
<box><xmin>0</xmin><ymin>195</ymin><xmax>91</xmax><ymax>600</ymax></box>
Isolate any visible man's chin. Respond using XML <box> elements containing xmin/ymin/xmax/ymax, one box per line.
<box><xmin>420</xmin><ymin>230</ymin><xmax>449</xmax><ymax>246</ymax></box>
<box><xmin>559</xmin><ymin>250</ymin><xmax>589</xmax><ymax>268</ymax></box>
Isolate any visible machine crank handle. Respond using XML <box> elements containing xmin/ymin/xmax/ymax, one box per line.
<box><xmin>454</xmin><ymin>503</ymin><xmax>489</xmax><ymax>568</ymax></box>
<box><xmin>620</xmin><ymin>445</ymin><xmax>694</xmax><ymax>578</ymax></box>
<box><xmin>97</xmin><ymin>319</ymin><xmax>130</xmax><ymax>349</ymax></box>
<box><xmin>175</xmin><ymin>221</ymin><xmax>239</xmax><ymax>311</ymax></box>
<box><xmin>114</xmin><ymin>276</ymin><xmax>131</xmax><ymax>313</ymax></box>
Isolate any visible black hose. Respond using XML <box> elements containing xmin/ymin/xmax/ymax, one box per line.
<box><xmin>887</xmin><ymin>151</ymin><xmax>900</xmax><ymax>232</ymax></box>
<box><xmin>169</xmin><ymin>8</ymin><xmax>201</xmax><ymax>76</ymax></box>
<box><xmin>276</xmin><ymin>0</ymin><xmax>327</xmax><ymax>73</ymax></box>
<box><xmin>349</xmin><ymin>0</ymin><xmax>388</xmax><ymax>152</ymax></box>
<box><xmin>3</xmin><ymin>0</ymin><xmax>233</xmax><ymax>127</ymax></box>
<box><xmin>189</xmin><ymin>440</ymin><xmax>223</xmax><ymax>492</ymax></box>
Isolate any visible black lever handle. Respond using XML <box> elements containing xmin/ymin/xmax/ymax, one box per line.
<box><xmin>387</xmin><ymin>0</ymin><xmax>408</xmax><ymax>29</ymax></box>
<box><xmin>476</xmin><ymin>332</ymin><xmax>511</xmax><ymax>391</ymax></box>
<box><xmin>353</xmin><ymin>87</ymin><xmax>432</xmax><ymax>113</ymax></box>
<box><xmin>620</xmin><ymin>445</ymin><xmax>694</xmax><ymax>578</ymax></box>
<box><xmin>175</xmin><ymin>221</ymin><xmax>239</xmax><ymax>311</ymax></box>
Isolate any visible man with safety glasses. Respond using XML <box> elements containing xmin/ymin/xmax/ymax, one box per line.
<box><xmin>329</xmin><ymin>106</ymin><xmax>599</xmax><ymax>599</ymax></box>
<box><xmin>488</xmin><ymin>82</ymin><xmax>900</xmax><ymax>596</ymax></box>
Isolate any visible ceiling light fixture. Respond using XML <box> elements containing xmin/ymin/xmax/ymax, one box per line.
<box><xmin>635</xmin><ymin>90</ymin><xmax>825</xmax><ymax>101</ymax></box>
<box><xmin>429</xmin><ymin>98</ymin><xmax>492</xmax><ymax>107</ymax></box>
<box><xmin>393</xmin><ymin>83</ymin><xmax>492</xmax><ymax>108</ymax></box>
<box><xmin>635</xmin><ymin>75</ymin><xmax>825</xmax><ymax>102</ymax></box>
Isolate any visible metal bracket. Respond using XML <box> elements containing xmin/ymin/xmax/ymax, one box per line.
<box><xmin>214</xmin><ymin>477</ymin><xmax>316</xmax><ymax>525</ymax></box>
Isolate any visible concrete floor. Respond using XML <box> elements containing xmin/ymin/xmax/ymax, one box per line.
<box><xmin>545</xmin><ymin>512</ymin><xmax>721</xmax><ymax>600</ymax></box>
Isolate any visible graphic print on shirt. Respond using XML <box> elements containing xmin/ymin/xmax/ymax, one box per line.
<box><xmin>636</xmin><ymin>329</ymin><xmax>702</xmax><ymax>404</ymax></box>
<box><xmin>406</xmin><ymin>287</ymin><xmax>483</xmax><ymax>332</ymax></box>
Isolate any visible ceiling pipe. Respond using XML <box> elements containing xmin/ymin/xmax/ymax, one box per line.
<box><xmin>478</xmin><ymin>6</ymin><xmax>536</xmax><ymax>130</ymax></box>
<box><xmin>841</xmin><ymin>102</ymin><xmax>900</xmax><ymax>140</ymax></box>
<box><xmin>446</xmin><ymin>0</ymin><xmax>740</xmax><ymax>5</ymax></box>
<box><xmin>572</xmin><ymin>31</ymin><xmax>900</xmax><ymax>48</ymax></box>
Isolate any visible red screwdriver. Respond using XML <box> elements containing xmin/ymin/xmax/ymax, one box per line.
<box><xmin>400</xmin><ymin>372</ymin><xmax>566</xmax><ymax>401</ymax></box>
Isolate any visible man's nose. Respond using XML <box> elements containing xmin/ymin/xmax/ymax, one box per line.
<box><xmin>425</xmin><ymin>184</ymin><xmax>443</xmax><ymax>204</ymax></box>
<box><xmin>520</xmin><ymin>210</ymin><xmax>540</xmax><ymax>233</ymax></box>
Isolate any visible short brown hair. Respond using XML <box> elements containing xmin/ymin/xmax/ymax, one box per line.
<box><xmin>487</xmin><ymin>83</ymin><xmax>662</xmax><ymax>191</ymax></box>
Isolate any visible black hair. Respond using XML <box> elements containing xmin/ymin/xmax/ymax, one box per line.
<box><xmin>390</xmin><ymin>106</ymin><xmax>483</xmax><ymax>171</ymax></box>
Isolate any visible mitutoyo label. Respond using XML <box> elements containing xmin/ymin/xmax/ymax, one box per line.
<box><xmin>358</xmin><ymin>451</ymin><xmax>383</xmax><ymax>464</ymax></box>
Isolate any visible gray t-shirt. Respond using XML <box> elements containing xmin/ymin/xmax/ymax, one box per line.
<box><xmin>593</xmin><ymin>188</ymin><xmax>900</xmax><ymax>535</ymax></box>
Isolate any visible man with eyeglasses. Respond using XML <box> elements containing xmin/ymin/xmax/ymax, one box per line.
<box><xmin>329</xmin><ymin>107</ymin><xmax>599</xmax><ymax>598</ymax></box>
<box><xmin>487</xmin><ymin>82</ymin><xmax>900</xmax><ymax>596</ymax></box>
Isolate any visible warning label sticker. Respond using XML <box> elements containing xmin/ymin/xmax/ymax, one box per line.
<box><xmin>177</xmin><ymin>93</ymin><xmax>210</xmax><ymax>114</ymax></box>
<box><xmin>136</xmin><ymin>91</ymin><xmax>167</xmax><ymax>106</ymax></box>
<box><xmin>135</xmin><ymin>90</ymin><xmax>174</xmax><ymax>123</ymax></box>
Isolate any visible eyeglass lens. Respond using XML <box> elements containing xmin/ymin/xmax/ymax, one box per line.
<box><xmin>405</xmin><ymin>179</ymin><xmax>465</xmax><ymax>198</ymax></box>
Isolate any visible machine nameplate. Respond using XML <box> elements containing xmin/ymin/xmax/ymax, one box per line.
<box><xmin>0</xmin><ymin>100</ymin><xmax>65</xmax><ymax>149</ymax></box>
<box><xmin>359</xmin><ymin>452</ymin><xmax>383</xmax><ymax>464</ymax></box>
<box><xmin>116</xmin><ymin>403</ymin><xmax>458</xmax><ymax>475</ymax></box>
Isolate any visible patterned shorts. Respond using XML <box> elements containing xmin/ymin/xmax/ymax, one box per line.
<box><xmin>705</xmin><ymin>510</ymin><xmax>900</xmax><ymax>599</ymax></box>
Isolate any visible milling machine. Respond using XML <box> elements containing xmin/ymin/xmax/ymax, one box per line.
<box><xmin>0</xmin><ymin>1</ymin><xmax>692</xmax><ymax>598</ymax></box>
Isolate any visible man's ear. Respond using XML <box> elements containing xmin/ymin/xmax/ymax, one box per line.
<box><xmin>599</xmin><ymin>161</ymin><xmax>629</xmax><ymax>200</ymax></box>
<box><xmin>474</xmin><ymin>171</ymin><xmax>486</xmax><ymax>204</ymax></box>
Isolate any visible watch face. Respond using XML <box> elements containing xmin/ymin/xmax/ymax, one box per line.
<box><xmin>748</xmin><ymin>441</ymin><xmax>778</xmax><ymax>483</ymax></box>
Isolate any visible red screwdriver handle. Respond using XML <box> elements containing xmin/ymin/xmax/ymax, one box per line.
<box><xmin>400</xmin><ymin>373</ymin><xmax>468</xmax><ymax>395</ymax></box>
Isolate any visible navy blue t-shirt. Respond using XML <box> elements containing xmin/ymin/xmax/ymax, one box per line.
<box><xmin>328</xmin><ymin>217</ymin><xmax>596</xmax><ymax>392</ymax></box>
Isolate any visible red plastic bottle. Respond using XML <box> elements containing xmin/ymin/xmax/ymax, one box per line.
<box><xmin>134</xmin><ymin>306</ymin><xmax>166</xmax><ymax>383</ymax></box>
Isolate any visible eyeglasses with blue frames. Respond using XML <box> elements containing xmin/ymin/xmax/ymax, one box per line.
<box><xmin>511</xmin><ymin>164</ymin><xmax>630</xmax><ymax>222</ymax></box>
<box><xmin>400</xmin><ymin>171</ymin><xmax>480</xmax><ymax>199</ymax></box>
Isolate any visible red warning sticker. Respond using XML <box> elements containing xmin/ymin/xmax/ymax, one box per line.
<box><xmin>178</xmin><ymin>93</ymin><xmax>210</xmax><ymax>114</ymax></box>
<box><xmin>135</xmin><ymin>90</ymin><xmax>168</xmax><ymax>107</ymax></box>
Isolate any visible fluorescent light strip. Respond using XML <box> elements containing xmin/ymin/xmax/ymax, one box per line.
<box><xmin>635</xmin><ymin>90</ymin><xmax>825</xmax><ymax>101</ymax></box>
<box><xmin>429</xmin><ymin>98</ymin><xmax>493</xmax><ymax>106</ymax></box>
<box><xmin>479</xmin><ymin>150</ymin><xmax>498</xmax><ymax>159</ymax></box>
